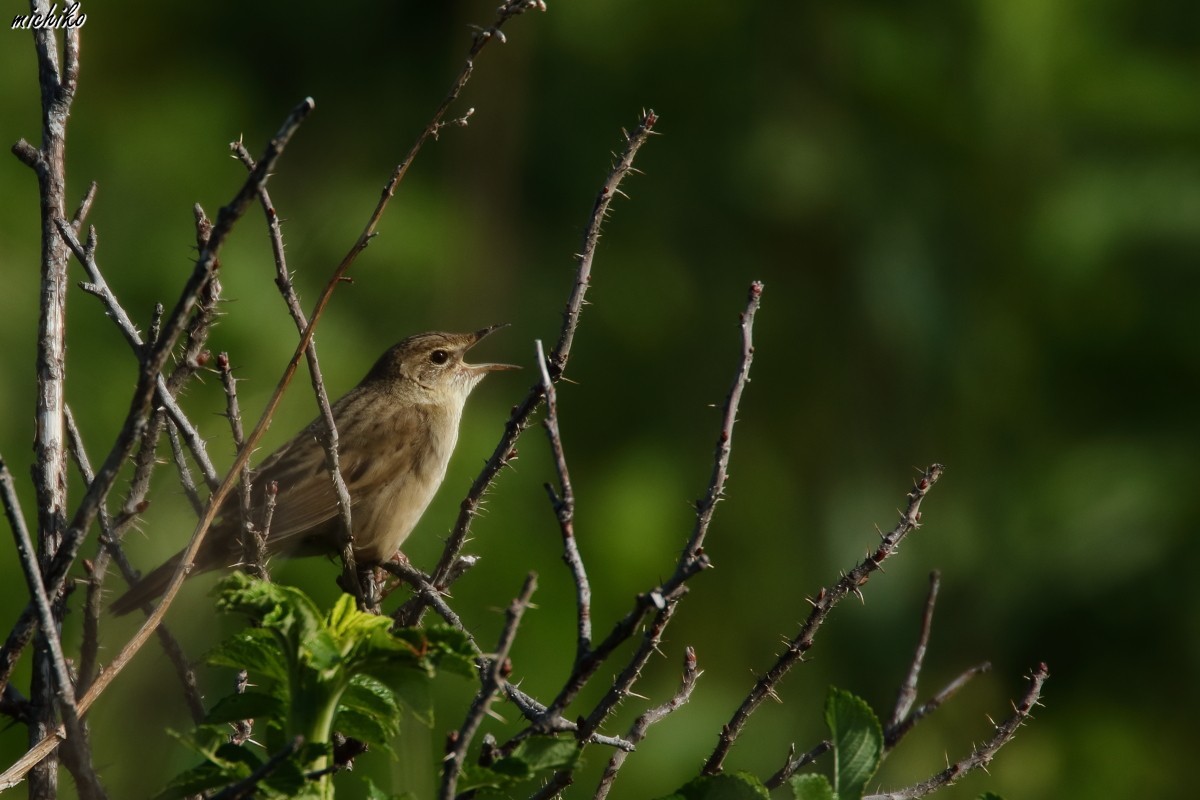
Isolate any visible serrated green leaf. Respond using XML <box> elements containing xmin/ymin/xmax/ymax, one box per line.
<box><xmin>456</xmin><ymin>737</ymin><xmax>580</xmax><ymax>795</ymax></box>
<box><xmin>336</xmin><ymin>676</ymin><xmax>402</xmax><ymax>746</ymax></box>
<box><xmin>372</xmin><ymin>667</ymin><xmax>433</xmax><ymax>726</ymax></box>
<box><xmin>360</xmin><ymin>775</ymin><xmax>417</xmax><ymax>800</ymax></box>
<box><xmin>790</xmin><ymin>773</ymin><xmax>836</xmax><ymax>800</ymax></box>
<box><xmin>334</xmin><ymin>707</ymin><xmax>392</xmax><ymax>749</ymax></box>
<box><xmin>506</xmin><ymin>737</ymin><xmax>580</xmax><ymax>772</ymax></box>
<box><xmin>207</xmin><ymin>628</ymin><xmax>288</xmax><ymax>681</ymax></box>
<box><xmin>153</xmin><ymin>761</ymin><xmax>247</xmax><ymax>800</ymax></box>
<box><xmin>656</xmin><ymin>771</ymin><xmax>771</xmax><ymax>800</ymax></box>
<box><xmin>423</xmin><ymin>624</ymin><xmax>478</xmax><ymax>678</ymax></box>
<box><xmin>825</xmin><ymin>688</ymin><xmax>883</xmax><ymax>800</ymax></box>
<box><xmin>205</xmin><ymin>690</ymin><xmax>284</xmax><ymax>725</ymax></box>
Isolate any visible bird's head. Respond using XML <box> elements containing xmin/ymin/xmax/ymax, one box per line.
<box><xmin>367</xmin><ymin>324</ymin><xmax>519</xmax><ymax>403</ymax></box>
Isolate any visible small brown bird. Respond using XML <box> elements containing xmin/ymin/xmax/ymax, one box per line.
<box><xmin>111</xmin><ymin>326</ymin><xmax>517</xmax><ymax>615</ymax></box>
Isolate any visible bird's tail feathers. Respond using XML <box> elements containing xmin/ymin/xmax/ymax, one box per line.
<box><xmin>109</xmin><ymin>551</ymin><xmax>185</xmax><ymax>617</ymax></box>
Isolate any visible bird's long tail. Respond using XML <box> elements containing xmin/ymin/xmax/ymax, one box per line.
<box><xmin>110</xmin><ymin>551</ymin><xmax>186</xmax><ymax>617</ymax></box>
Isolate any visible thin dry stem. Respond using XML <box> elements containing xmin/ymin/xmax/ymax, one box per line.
<box><xmin>535</xmin><ymin>339</ymin><xmax>591</xmax><ymax>663</ymax></box>
<box><xmin>703</xmin><ymin>463</ymin><xmax>945</xmax><ymax>775</ymax></box>
<box><xmin>441</xmin><ymin>573</ymin><xmax>538</xmax><ymax>800</ymax></box>
<box><xmin>591</xmin><ymin>648</ymin><xmax>701</xmax><ymax>799</ymax></box>
<box><xmin>864</xmin><ymin>663</ymin><xmax>1049</xmax><ymax>800</ymax></box>
<box><xmin>396</xmin><ymin>110</ymin><xmax>660</xmax><ymax>629</ymax></box>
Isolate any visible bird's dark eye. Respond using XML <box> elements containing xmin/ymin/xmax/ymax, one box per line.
<box><xmin>429</xmin><ymin>349</ymin><xmax>450</xmax><ymax>365</ymax></box>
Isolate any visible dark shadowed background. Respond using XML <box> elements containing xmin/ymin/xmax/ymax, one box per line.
<box><xmin>1</xmin><ymin>1</ymin><xmax>1197</xmax><ymax>798</ymax></box>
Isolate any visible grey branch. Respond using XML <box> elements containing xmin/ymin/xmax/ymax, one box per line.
<box><xmin>863</xmin><ymin>663</ymin><xmax>1049</xmax><ymax>800</ymax></box>
<box><xmin>231</xmin><ymin>140</ymin><xmax>360</xmax><ymax>605</ymax></box>
<box><xmin>592</xmin><ymin>647</ymin><xmax>701</xmax><ymax>800</ymax></box>
<box><xmin>395</xmin><ymin>110</ymin><xmax>660</xmax><ymax>628</ymax></box>
<box><xmin>64</xmin><ymin>410</ymin><xmax>205</xmax><ymax>723</ymax></box>
<box><xmin>441</xmin><ymin>573</ymin><xmax>538</xmax><ymax>800</ymax></box>
<box><xmin>889</xmin><ymin>571</ymin><xmax>941</xmax><ymax>731</ymax></box>
<box><xmin>885</xmin><ymin>662</ymin><xmax>992</xmax><ymax>751</ymax></box>
<box><xmin>0</xmin><ymin>96</ymin><xmax>317</xmax><ymax>790</ymax></box>
<box><xmin>703</xmin><ymin>463</ymin><xmax>945</xmax><ymax>775</ymax></box>
<box><xmin>2</xmin><ymin>455</ymin><xmax>107</xmax><ymax>800</ymax></box>
<box><xmin>764</xmin><ymin>740</ymin><xmax>834</xmax><ymax>790</ymax></box>
<box><xmin>535</xmin><ymin>339</ymin><xmax>592</xmax><ymax>663</ymax></box>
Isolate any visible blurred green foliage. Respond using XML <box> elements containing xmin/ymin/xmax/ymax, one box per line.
<box><xmin>1</xmin><ymin>1</ymin><xmax>1197</xmax><ymax>798</ymax></box>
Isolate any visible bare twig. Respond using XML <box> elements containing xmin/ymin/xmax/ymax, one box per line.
<box><xmin>885</xmin><ymin>662</ymin><xmax>991</xmax><ymax>751</ymax></box>
<box><xmin>395</xmin><ymin>109</ymin><xmax>660</xmax><ymax>628</ymax></box>
<box><xmin>217</xmin><ymin>352</ymin><xmax>267</xmax><ymax>580</ymax></box>
<box><xmin>65</xmin><ymin>410</ymin><xmax>205</xmax><ymax>724</ymax></box>
<box><xmin>441</xmin><ymin>573</ymin><xmax>538</xmax><ymax>800</ymax></box>
<box><xmin>535</xmin><ymin>281</ymin><xmax>762</xmax><ymax>728</ymax></box>
<box><xmin>863</xmin><ymin>663</ymin><xmax>1049</xmax><ymax>800</ymax></box>
<box><xmin>2</xmin><ymin>456</ymin><xmax>107</xmax><ymax>800</ymax></box>
<box><xmin>535</xmin><ymin>339</ymin><xmax>591</xmax><ymax>663</ymax></box>
<box><xmin>703</xmin><ymin>463</ymin><xmax>945</xmax><ymax>775</ymax></box>
<box><xmin>230</xmin><ymin>140</ymin><xmax>358</xmax><ymax>604</ymax></box>
<box><xmin>593</xmin><ymin>647</ymin><xmax>701</xmax><ymax>800</ymax></box>
<box><xmin>889</xmin><ymin>571</ymin><xmax>941</xmax><ymax>730</ymax></box>
<box><xmin>166</xmin><ymin>421</ymin><xmax>206</xmax><ymax>517</ymax></box>
<box><xmin>0</xmin><ymin>97</ymin><xmax>316</xmax><ymax>790</ymax></box>
<box><xmin>764</xmin><ymin>740</ymin><xmax>834</xmax><ymax>790</ymax></box>
<box><xmin>56</xmin><ymin>220</ymin><xmax>221</xmax><ymax>491</ymax></box>
<box><xmin>380</xmin><ymin>560</ymin><xmax>479</xmax><ymax>652</ymax></box>
<box><xmin>16</xmin><ymin>10</ymin><xmax>82</xmax><ymax>795</ymax></box>
<box><xmin>578</xmin><ymin>602</ymin><xmax>679</xmax><ymax>743</ymax></box>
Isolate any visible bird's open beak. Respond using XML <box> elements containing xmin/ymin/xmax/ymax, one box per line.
<box><xmin>467</xmin><ymin>323</ymin><xmax>521</xmax><ymax>372</ymax></box>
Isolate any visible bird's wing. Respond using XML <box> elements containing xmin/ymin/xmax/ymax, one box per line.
<box><xmin>244</xmin><ymin>402</ymin><xmax>403</xmax><ymax>546</ymax></box>
<box><xmin>248</xmin><ymin>430</ymin><xmax>339</xmax><ymax>542</ymax></box>
<box><xmin>247</xmin><ymin>424</ymin><xmax>380</xmax><ymax>546</ymax></box>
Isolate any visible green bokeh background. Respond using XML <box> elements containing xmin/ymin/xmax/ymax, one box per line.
<box><xmin>1</xmin><ymin>1</ymin><xmax>1197</xmax><ymax>798</ymax></box>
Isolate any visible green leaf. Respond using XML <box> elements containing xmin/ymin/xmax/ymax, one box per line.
<box><xmin>505</xmin><ymin>737</ymin><xmax>580</xmax><ymax>773</ymax></box>
<box><xmin>423</xmin><ymin>624</ymin><xmax>478</xmax><ymax>678</ymax></box>
<box><xmin>360</xmin><ymin>775</ymin><xmax>417</xmax><ymax>800</ymax></box>
<box><xmin>207</xmin><ymin>628</ymin><xmax>288</xmax><ymax>681</ymax></box>
<box><xmin>205</xmin><ymin>690</ymin><xmax>284</xmax><ymax>725</ymax></box>
<box><xmin>337</xmin><ymin>675</ymin><xmax>403</xmax><ymax>743</ymax></box>
<box><xmin>374</xmin><ymin>668</ymin><xmax>434</xmax><ymax>726</ymax></box>
<box><xmin>457</xmin><ymin>736</ymin><xmax>580</xmax><ymax>794</ymax></box>
<box><xmin>334</xmin><ymin>707</ymin><xmax>393</xmax><ymax>749</ymax></box>
<box><xmin>655</xmin><ymin>772</ymin><xmax>771</xmax><ymax>800</ymax></box>
<box><xmin>977</xmin><ymin>794</ymin><xmax>1006</xmax><ymax>800</ymax></box>
<box><xmin>825</xmin><ymin>688</ymin><xmax>883</xmax><ymax>800</ymax></box>
<box><xmin>790</xmin><ymin>773</ymin><xmax>836</xmax><ymax>800</ymax></box>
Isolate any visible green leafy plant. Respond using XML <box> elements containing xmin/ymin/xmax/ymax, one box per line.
<box><xmin>656</xmin><ymin>687</ymin><xmax>1010</xmax><ymax>800</ymax></box>
<box><xmin>157</xmin><ymin>573</ymin><xmax>473</xmax><ymax>799</ymax></box>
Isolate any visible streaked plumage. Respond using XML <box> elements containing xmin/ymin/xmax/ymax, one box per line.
<box><xmin>111</xmin><ymin>327</ymin><xmax>516</xmax><ymax>615</ymax></box>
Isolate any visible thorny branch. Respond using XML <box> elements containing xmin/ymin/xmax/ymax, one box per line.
<box><xmin>592</xmin><ymin>648</ymin><xmax>701</xmax><ymax>800</ymax></box>
<box><xmin>17</xmin><ymin>9</ymin><xmax>82</xmax><ymax>796</ymax></box>
<box><xmin>2</xmin><ymin>456</ymin><xmax>107</xmax><ymax>800</ymax></box>
<box><xmin>890</xmin><ymin>571</ymin><xmax>941</xmax><ymax>730</ymax></box>
<box><xmin>472</xmin><ymin>282</ymin><xmax>761</xmax><ymax>796</ymax></box>
<box><xmin>0</xmin><ymin>96</ymin><xmax>317</xmax><ymax>790</ymax></box>
<box><xmin>765</xmin><ymin>740</ymin><xmax>833</xmax><ymax>790</ymax></box>
<box><xmin>440</xmin><ymin>573</ymin><xmax>538</xmax><ymax>800</ymax></box>
<box><xmin>863</xmin><ymin>663</ymin><xmax>1049</xmax><ymax>800</ymax></box>
<box><xmin>65</xmin><ymin>410</ymin><xmax>205</xmax><ymax>723</ymax></box>
<box><xmin>217</xmin><ymin>352</ymin><xmax>267</xmax><ymax>580</ymax></box>
<box><xmin>703</xmin><ymin>463</ymin><xmax>945</xmax><ymax>775</ymax></box>
<box><xmin>395</xmin><ymin>109</ymin><xmax>660</xmax><ymax>628</ymax></box>
<box><xmin>885</xmin><ymin>662</ymin><xmax>992</xmax><ymax>751</ymax></box>
<box><xmin>534</xmin><ymin>339</ymin><xmax>591</xmax><ymax>664</ymax></box>
<box><xmin>534</xmin><ymin>282</ymin><xmax>762</xmax><ymax>729</ymax></box>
